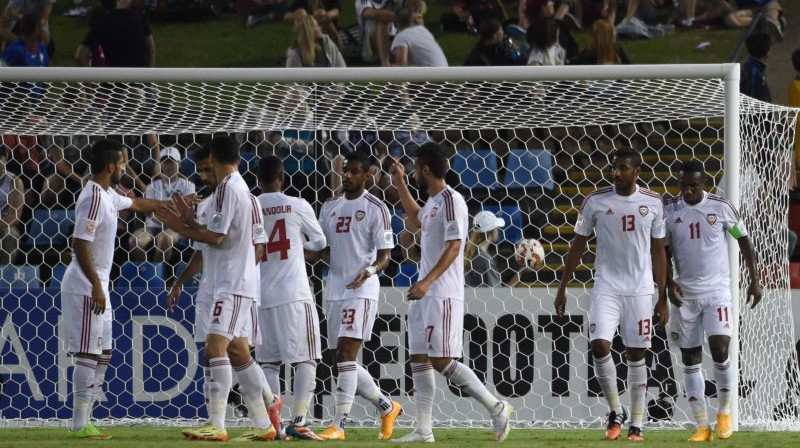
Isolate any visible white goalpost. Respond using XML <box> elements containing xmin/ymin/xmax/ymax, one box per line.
<box><xmin>0</xmin><ymin>65</ymin><xmax>797</xmax><ymax>431</ymax></box>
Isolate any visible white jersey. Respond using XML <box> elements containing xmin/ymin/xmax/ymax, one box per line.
<box><xmin>417</xmin><ymin>186</ymin><xmax>468</xmax><ymax>300</ymax></box>
<box><xmin>258</xmin><ymin>192</ymin><xmax>326</xmax><ymax>309</ymax></box>
<box><xmin>194</xmin><ymin>197</ymin><xmax>213</xmax><ymax>303</ymax></box>
<box><xmin>144</xmin><ymin>177</ymin><xmax>195</xmax><ymax>229</ymax></box>
<box><xmin>574</xmin><ymin>185</ymin><xmax>665</xmax><ymax>296</ymax></box>
<box><xmin>205</xmin><ymin>172</ymin><xmax>263</xmax><ymax>302</ymax></box>
<box><xmin>664</xmin><ymin>191</ymin><xmax>746</xmax><ymax>296</ymax></box>
<box><xmin>62</xmin><ymin>180</ymin><xmax>133</xmax><ymax>294</ymax></box>
<box><xmin>320</xmin><ymin>191</ymin><xmax>394</xmax><ymax>301</ymax></box>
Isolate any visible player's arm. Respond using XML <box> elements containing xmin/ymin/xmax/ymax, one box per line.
<box><xmin>408</xmin><ymin>239</ymin><xmax>461</xmax><ymax>300</ymax></box>
<box><xmin>73</xmin><ymin>238</ymin><xmax>106</xmax><ymax>315</ymax></box>
<box><xmin>391</xmin><ymin>45</ymin><xmax>408</xmax><ymax>67</ymax></box>
<box><xmin>0</xmin><ymin>8</ymin><xmax>19</xmax><ymax>44</ymax></box>
<box><xmin>347</xmin><ymin>248</ymin><xmax>390</xmax><ymax>289</ymax></box>
<box><xmin>362</xmin><ymin>6</ymin><xmax>394</xmax><ymax>22</ymax></box>
<box><xmin>166</xmin><ymin>250</ymin><xmax>203</xmax><ymax>312</ymax></box>
<box><xmin>389</xmin><ymin>162</ymin><xmax>421</xmax><ymax>231</ymax></box>
<box><xmin>664</xmin><ymin>244</ymin><xmax>683</xmax><ymax>307</ymax></box>
<box><xmin>554</xmin><ymin>233</ymin><xmax>589</xmax><ymax>316</ymax></box>
<box><xmin>651</xmin><ymin>237</ymin><xmax>669</xmax><ymax>328</ymax></box>
<box><xmin>156</xmin><ymin>192</ymin><xmax>224</xmax><ymax>245</ymax></box>
<box><xmin>738</xmin><ymin>235</ymin><xmax>762</xmax><ymax>308</ymax></box>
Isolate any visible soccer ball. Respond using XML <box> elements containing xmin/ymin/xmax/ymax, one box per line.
<box><xmin>515</xmin><ymin>238</ymin><xmax>545</xmax><ymax>270</ymax></box>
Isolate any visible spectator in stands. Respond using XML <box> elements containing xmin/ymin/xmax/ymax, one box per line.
<box><xmin>464</xmin><ymin>18</ymin><xmax>519</xmax><ymax>66</ymax></box>
<box><xmin>42</xmin><ymin>144</ymin><xmax>89</xmax><ymax>208</ymax></box>
<box><xmin>740</xmin><ymin>32</ymin><xmax>771</xmax><ymax>102</ymax></box>
<box><xmin>356</xmin><ymin>0</ymin><xmax>395</xmax><ymax>66</ymax></box>
<box><xmin>683</xmin><ymin>1</ymin><xmax>783</xmax><ymax>42</ymax></box>
<box><xmin>0</xmin><ymin>0</ymin><xmax>53</xmax><ymax>55</ymax></box>
<box><xmin>572</xmin><ymin>19</ymin><xmax>629</xmax><ymax>65</ymax></box>
<box><xmin>286</xmin><ymin>16</ymin><xmax>346</xmax><ymax>67</ymax></box>
<box><xmin>452</xmin><ymin>0</ymin><xmax>508</xmax><ymax>32</ymax></box>
<box><xmin>789</xmin><ymin>49</ymin><xmax>800</xmax><ymax>185</ymax></box>
<box><xmin>0</xmin><ymin>150</ymin><xmax>23</xmax><ymax>265</ymax></box>
<box><xmin>128</xmin><ymin>147</ymin><xmax>195</xmax><ymax>263</ymax></box>
<box><xmin>465</xmin><ymin>211</ymin><xmax>526</xmax><ymax>287</ymax></box>
<box><xmin>526</xmin><ymin>16</ymin><xmax>565</xmax><ymax>66</ymax></box>
<box><xmin>284</xmin><ymin>0</ymin><xmax>343</xmax><ymax>49</ymax></box>
<box><xmin>523</xmin><ymin>0</ymin><xmax>579</xmax><ymax>63</ymax></box>
<box><xmin>391</xmin><ymin>6</ymin><xmax>448</xmax><ymax>67</ymax></box>
<box><xmin>75</xmin><ymin>0</ymin><xmax>155</xmax><ymax>67</ymax></box>
<box><xmin>0</xmin><ymin>14</ymin><xmax>48</xmax><ymax>67</ymax></box>
<box><xmin>245</xmin><ymin>0</ymin><xmax>292</xmax><ymax>27</ymax></box>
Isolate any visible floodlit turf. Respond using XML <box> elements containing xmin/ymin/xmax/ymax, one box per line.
<box><xmin>0</xmin><ymin>427</ymin><xmax>798</xmax><ymax>448</ymax></box>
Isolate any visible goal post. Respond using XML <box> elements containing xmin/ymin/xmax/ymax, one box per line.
<box><xmin>0</xmin><ymin>64</ymin><xmax>798</xmax><ymax>431</ymax></box>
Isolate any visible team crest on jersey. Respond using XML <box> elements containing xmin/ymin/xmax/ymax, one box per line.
<box><xmin>671</xmin><ymin>332</ymin><xmax>680</xmax><ymax>341</ymax></box>
<box><xmin>254</xmin><ymin>225</ymin><xmax>265</xmax><ymax>237</ymax></box>
<box><xmin>430</xmin><ymin>207</ymin><xmax>438</xmax><ymax>218</ymax></box>
<box><xmin>211</xmin><ymin>212</ymin><xmax>222</xmax><ymax>227</ymax></box>
<box><xmin>85</xmin><ymin>221</ymin><xmax>97</xmax><ymax>236</ymax></box>
<box><xmin>707</xmin><ymin>213</ymin><xmax>717</xmax><ymax>226</ymax></box>
<box><xmin>638</xmin><ymin>206</ymin><xmax>649</xmax><ymax>217</ymax></box>
<box><xmin>355</xmin><ymin>210</ymin><xmax>366</xmax><ymax>221</ymax></box>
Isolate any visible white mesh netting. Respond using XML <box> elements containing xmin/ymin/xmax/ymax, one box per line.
<box><xmin>0</xmin><ymin>66</ymin><xmax>798</xmax><ymax>430</ymax></box>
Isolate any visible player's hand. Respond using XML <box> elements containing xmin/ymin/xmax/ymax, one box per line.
<box><xmin>389</xmin><ymin>162</ymin><xmax>406</xmax><ymax>186</ymax></box>
<box><xmin>155</xmin><ymin>204</ymin><xmax>181</xmax><ymax>230</ymax></box>
<box><xmin>668</xmin><ymin>281</ymin><xmax>684</xmax><ymax>307</ymax></box>
<box><xmin>746</xmin><ymin>280</ymin><xmax>763</xmax><ymax>308</ymax></box>
<box><xmin>347</xmin><ymin>270</ymin><xmax>371</xmax><ymax>290</ymax></box>
<box><xmin>165</xmin><ymin>283</ymin><xmax>182</xmax><ymax>313</ymax></box>
<box><xmin>554</xmin><ymin>289</ymin><xmax>567</xmax><ymax>317</ymax></box>
<box><xmin>407</xmin><ymin>278</ymin><xmax>431</xmax><ymax>301</ymax></box>
<box><xmin>255</xmin><ymin>243</ymin><xmax>265</xmax><ymax>264</ymax></box>
<box><xmin>91</xmin><ymin>281</ymin><xmax>106</xmax><ymax>315</ymax></box>
<box><xmin>171</xmin><ymin>192</ymin><xmax>196</xmax><ymax>222</ymax></box>
<box><xmin>654</xmin><ymin>300</ymin><xmax>669</xmax><ymax>329</ymax></box>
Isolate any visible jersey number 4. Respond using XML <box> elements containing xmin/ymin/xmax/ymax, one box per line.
<box><xmin>267</xmin><ymin>218</ymin><xmax>290</xmax><ymax>260</ymax></box>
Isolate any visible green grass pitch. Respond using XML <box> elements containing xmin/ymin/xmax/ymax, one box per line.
<box><xmin>0</xmin><ymin>428</ymin><xmax>797</xmax><ymax>447</ymax></box>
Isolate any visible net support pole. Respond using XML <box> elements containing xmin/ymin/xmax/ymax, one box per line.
<box><xmin>724</xmin><ymin>63</ymin><xmax>742</xmax><ymax>431</ymax></box>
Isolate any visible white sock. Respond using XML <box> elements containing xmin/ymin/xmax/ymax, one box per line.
<box><xmin>411</xmin><ymin>362</ymin><xmax>435</xmax><ymax>434</ymax></box>
<box><xmin>92</xmin><ymin>354</ymin><xmax>111</xmax><ymax>405</ymax></box>
<box><xmin>333</xmin><ymin>361</ymin><xmax>357</xmax><ymax>429</ymax></box>
<box><xmin>594</xmin><ymin>354</ymin><xmax>622</xmax><ymax>414</ymax></box>
<box><xmin>234</xmin><ymin>359</ymin><xmax>271</xmax><ymax>430</ymax></box>
<box><xmin>207</xmin><ymin>357</ymin><xmax>232</xmax><ymax>429</ymax></box>
<box><xmin>292</xmin><ymin>361</ymin><xmax>316</xmax><ymax>425</ymax></box>
<box><xmin>441</xmin><ymin>360</ymin><xmax>501</xmax><ymax>415</ymax></box>
<box><xmin>71</xmin><ymin>358</ymin><xmax>97</xmax><ymax>431</ymax></box>
<box><xmin>261</xmin><ymin>363</ymin><xmax>281</xmax><ymax>398</ymax></box>
<box><xmin>714</xmin><ymin>358</ymin><xmax>733</xmax><ymax>414</ymax></box>
<box><xmin>356</xmin><ymin>363</ymin><xmax>393</xmax><ymax>415</ymax></box>
<box><xmin>628</xmin><ymin>358</ymin><xmax>648</xmax><ymax>428</ymax></box>
<box><xmin>684</xmin><ymin>364</ymin><xmax>708</xmax><ymax>427</ymax></box>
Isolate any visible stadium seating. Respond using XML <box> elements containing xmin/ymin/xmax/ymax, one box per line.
<box><xmin>394</xmin><ymin>263</ymin><xmax>419</xmax><ymax>287</ymax></box>
<box><xmin>390</xmin><ymin>209</ymin><xmax>406</xmax><ymax>236</ymax></box>
<box><xmin>179</xmin><ymin>157</ymin><xmax>196</xmax><ymax>177</ymax></box>
<box><xmin>480</xmin><ymin>204</ymin><xmax>523</xmax><ymax>244</ymax></box>
<box><xmin>26</xmin><ymin>208</ymin><xmax>76</xmax><ymax>249</ymax></box>
<box><xmin>0</xmin><ymin>264</ymin><xmax>41</xmax><ymax>289</ymax></box>
<box><xmin>502</xmin><ymin>149</ymin><xmax>555</xmax><ymax>190</ymax></box>
<box><xmin>174</xmin><ymin>261</ymin><xmax>199</xmax><ymax>287</ymax></box>
<box><xmin>48</xmin><ymin>264</ymin><xmax>68</xmax><ymax>289</ymax></box>
<box><xmin>452</xmin><ymin>150</ymin><xmax>499</xmax><ymax>189</ymax></box>
<box><xmin>118</xmin><ymin>262</ymin><xmax>165</xmax><ymax>289</ymax></box>
<box><xmin>239</xmin><ymin>151</ymin><xmax>260</xmax><ymax>171</ymax></box>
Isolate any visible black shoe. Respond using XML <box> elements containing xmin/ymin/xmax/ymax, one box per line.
<box><xmin>627</xmin><ymin>425</ymin><xmax>644</xmax><ymax>441</ymax></box>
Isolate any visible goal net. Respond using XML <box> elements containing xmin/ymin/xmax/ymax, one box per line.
<box><xmin>0</xmin><ymin>66</ymin><xmax>798</xmax><ymax>430</ymax></box>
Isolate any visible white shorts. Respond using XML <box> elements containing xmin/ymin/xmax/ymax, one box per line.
<box><xmin>194</xmin><ymin>293</ymin><xmax>214</xmax><ymax>343</ymax></box>
<box><xmin>256</xmin><ymin>301</ymin><xmax>321</xmax><ymax>364</ymax></box>
<box><xmin>669</xmin><ymin>293</ymin><xmax>733</xmax><ymax>349</ymax></box>
<box><xmin>207</xmin><ymin>294</ymin><xmax>258</xmax><ymax>342</ymax></box>
<box><xmin>62</xmin><ymin>292</ymin><xmax>113</xmax><ymax>355</ymax></box>
<box><xmin>407</xmin><ymin>297</ymin><xmax>464</xmax><ymax>358</ymax></box>
<box><xmin>589</xmin><ymin>292</ymin><xmax>654</xmax><ymax>349</ymax></box>
<box><xmin>325</xmin><ymin>298</ymin><xmax>377</xmax><ymax>350</ymax></box>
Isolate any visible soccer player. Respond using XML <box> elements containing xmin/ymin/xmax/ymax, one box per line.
<box><xmin>390</xmin><ymin>143</ymin><xmax>512</xmax><ymax>443</ymax></box>
<box><xmin>554</xmin><ymin>148</ymin><xmax>669</xmax><ymax>442</ymax></box>
<box><xmin>62</xmin><ymin>138</ymin><xmax>176</xmax><ymax>438</ymax></box>
<box><xmin>157</xmin><ymin>136</ymin><xmax>277</xmax><ymax>442</ymax></box>
<box><xmin>664</xmin><ymin>160</ymin><xmax>761</xmax><ymax>441</ymax></box>
<box><xmin>254</xmin><ymin>155</ymin><xmax>327</xmax><ymax>441</ymax></box>
<box><xmin>315</xmin><ymin>151</ymin><xmax>402</xmax><ymax>441</ymax></box>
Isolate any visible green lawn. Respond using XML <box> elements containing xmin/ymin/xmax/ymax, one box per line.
<box><xmin>0</xmin><ymin>428</ymin><xmax>798</xmax><ymax>447</ymax></box>
<box><xmin>47</xmin><ymin>1</ymin><xmax>799</xmax><ymax>68</ymax></box>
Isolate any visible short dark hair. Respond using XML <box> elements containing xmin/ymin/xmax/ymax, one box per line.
<box><xmin>344</xmin><ymin>151</ymin><xmax>372</xmax><ymax>171</ymax></box>
<box><xmin>90</xmin><ymin>138</ymin><xmax>124</xmax><ymax>174</ymax></box>
<box><xmin>745</xmin><ymin>32</ymin><xmax>771</xmax><ymax>59</ymax></box>
<box><xmin>258</xmin><ymin>155</ymin><xmax>284</xmax><ymax>185</ymax></box>
<box><xmin>479</xmin><ymin>18</ymin><xmax>502</xmax><ymax>42</ymax></box>
<box><xmin>792</xmin><ymin>49</ymin><xmax>800</xmax><ymax>72</ymax></box>
<box><xmin>679</xmin><ymin>160</ymin><xmax>705</xmax><ymax>176</ymax></box>
<box><xmin>414</xmin><ymin>142</ymin><xmax>449</xmax><ymax>179</ymax></box>
<box><xmin>19</xmin><ymin>14</ymin><xmax>40</xmax><ymax>38</ymax></box>
<box><xmin>209</xmin><ymin>136</ymin><xmax>239</xmax><ymax>165</ymax></box>
<box><xmin>397</xmin><ymin>8</ymin><xmax>415</xmax><ymax>28</ymax></box>
<box><xmin>612</xmin><ymin>148</ymin><xmax>642</xmax><ymax>167</ymax></box>
<box><xmin>193</xmin><ymin>144</ymin><xmax>210</xmax><ymax>162</ymax></box>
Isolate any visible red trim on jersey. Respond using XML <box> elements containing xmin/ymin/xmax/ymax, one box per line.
<box><xmin>81</xmin><ymin>295</ymin><xmax>91</xmax><ymax>353</ymax></box>
<box><xmin>87</xmin><ymin>185</ymin><xmax>101</xmax><ymax>220</ymax></box>
<box><xmin>362</xmin><ymin>299</ymin><xmax>371</xmax><ymax>340</ymax></box>
<box><xmin>228</xmin><ymin>295</ymin><xmax>241</xmax><ymax>335</ymax></box>
<box><xmin>578</xmin><ymin>186</ymin><xmax>613</xmax><ymax>212</ymax></box>
<box><xmin>234</xmin><ymin>358</ymin><xmax>255</xmax><ymax>372</ymax></box>
<box><xmin>442</xmin><ymin>189</ymin><xmax>455</xmax><ymax>222</ymax></box>
<box><xmin>442</xmin><ymin>298</ymin><xmax>451</xmax><ymax>358</ymax></box>
<box><xmin>251</xmin><ymin>302</ymin><xmax>258</xmax><ymax>343</ymax></box>
<box><xmin>305</xmin><ymin>303</ymin><xmax>317</xmax><ymax>361</ymax></box>
<box><xmin>215</xmin><ymin>177</ymin><xmax>230</xmax><ymax>213</ymax></box>
<box><xmin>707</xmin><ymin>195</ymin><xmax>741</xmax><ymax>219</ymax></box>
<box><xmin>640</xmin><ymin>188</ymin><xmax>662</xmax><ymax>199</ymax></box>
<box><xmin>365</xmin><ymin>194</ymin><xmax>390</xmax><ymax>230</ymax></box>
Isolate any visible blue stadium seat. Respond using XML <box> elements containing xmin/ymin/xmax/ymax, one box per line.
<box><xmin>284</xmin><ymin>151</ymin><xmax>316</xmax><ymax>175</ymax></box>
<box><xmin>27</xmin><ymin>208</ymin><xmax>76</xmax><ymax>248</ymax></box>
<box><xmin>394</xmin><ymin>263</ymin><xmax>419</xmax><ymax>287</ymax></box>
<box><xmin>390</xmin><ymin>209</ymin><xmax>406</xmax><ymax>236</ymax></box>
<box><xmin>174</xmin><ymin>261</ymin><xmax>199</xmax><ymax>288</ymax></box>
<box><xmin>282</xmin><ymin>130</ymin><xmax>314</xmax><ymax>141</ymax></box>
<box><xmin>0</xmin><ymin>264</ymin><xmax>41</xmax><ymax>289</ymax></box>
<box><xmin>502</xmin><ymin>149</ymin><xmax>555</xmax><ymax>190</ymax></box>
<box><xmin>118</xmin><ymin>262</ymin><xmax>165</xmax><ymax>289</ymax></box>
<box><xmin>238</xmin><ymin>151</ymin><xmax>260</xmax><ymax>173</ymax></box>
<box><xmin>481</xmin><ymin>205</ymin><xmax>523</xmax><ymax>244</ymax></box>
<box><xmin>179</xmin><ymin>157</ymin><xmax>196</xmax><ymax>177</ymax></box>
<box><xmin>452</xmin><ymin>150</ymin><xmax>499</xmax><ymax>189</ymax></box>
<box><xmin>49</xmin><ymin>264</ymin><xmax>68</xmax><ymax>289</ymax></box>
